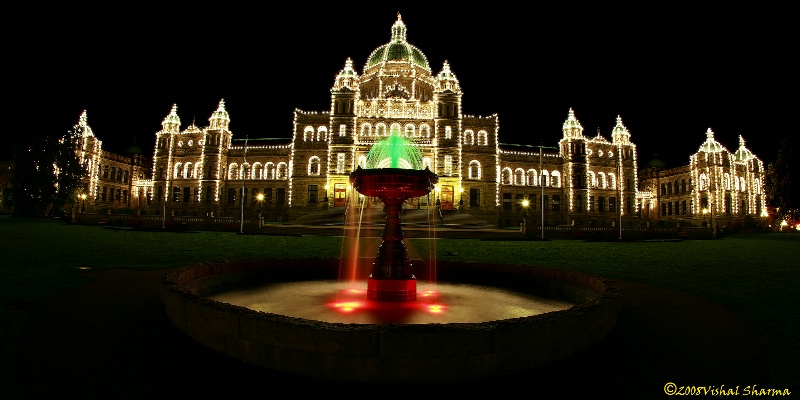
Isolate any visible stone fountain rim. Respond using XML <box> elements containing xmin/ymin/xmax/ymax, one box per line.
<box><xmin>159</xmin><ymin>258</ymin><xmax>624</xmax><ymax>383</ymax></box>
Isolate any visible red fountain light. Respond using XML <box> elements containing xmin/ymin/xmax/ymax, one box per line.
<box><xmin>349</xmin><ymin>166</ymin><xmax>438</xmax><ymax>301</ymax></box>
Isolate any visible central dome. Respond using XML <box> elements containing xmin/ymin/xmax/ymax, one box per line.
<box><xmin>365</xmin><ymin>13</ymin><xmax>431</xmax><ymax>72</ymax></box>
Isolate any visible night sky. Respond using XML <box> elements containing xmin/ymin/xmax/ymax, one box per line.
<box><xmin>6</xmin><ymin>4</ymin><xmax>789</xmax><ymax>168</ymax></box>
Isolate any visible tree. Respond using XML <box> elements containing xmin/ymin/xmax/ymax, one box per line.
<box><xmin>8</xmin><ymin>127</ymin><xmax>86</xmax><ymax>217</ymax></box>
<box><xmin>765</xmin><ymin>134</ymin><xmax>799</xmax><ymax>227</ymax></box>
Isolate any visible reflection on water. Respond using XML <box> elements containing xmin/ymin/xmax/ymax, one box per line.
<box><xmin>209</xmin><ymin>280</ymin><xmax>576</xmax><ymax>324</ymax></box>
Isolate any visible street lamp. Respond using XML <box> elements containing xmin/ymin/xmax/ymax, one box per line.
<box><xmin>702</xmin><ymin>207</ymin><xmax>709</xmax><ymax>228</ymax></box>
<box><xmin>80</xmin><ymin>193</ymin><xmax>87</xmax><ymax>213</ymax></box>
<box><xmin>521</xmin><ymin>199</ymin><xmax>529</xmax><ymax>235</ymax></box>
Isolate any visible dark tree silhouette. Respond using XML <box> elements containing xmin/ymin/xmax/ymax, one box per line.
<box><xmin>765</xmin><ymin>134</ymin><xmax>799</xmax><ymax>227</ymax></box>
<box><xmin>7</xmin><ymin>127</ymin><xmax>86</xmax><ymax>217</ymax></box>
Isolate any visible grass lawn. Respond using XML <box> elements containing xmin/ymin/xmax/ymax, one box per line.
<box><xmin>1</xmin><ymin>216</ymin><xmax>798</xmax><ymax>396</ymax></box>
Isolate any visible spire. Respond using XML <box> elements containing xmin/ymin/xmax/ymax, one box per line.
<box><xmin>75</xmin><ymin>110</ymin><xmax>95</xmax><ymax>137</ymax></box>
<box><xmin>209</xmin><ymin>99</ymin><xmax>230</xmax><ymax>131</ymax></box>
<box><xmin>391</xmin><ymin>12</ymin><xmax>407</xmax><ymax>42</ymax></box>
<box><xmin>332</xmin><ymin>57</ymin><xmax>360</xmax><ymax>91</ymax></box>
<box><xmin>161</xmin><ymin>104</ymin><xmax>181</xmax><ymax>134</ymax></box>
<box><xmin>562</xmin><ymin>108</ymin><xmax>584</xmax><ymax>138</ymax></box>
<box><xmin>734</xmin><ymin>134</ymin><xmax>755</xmax><ymax>161</ymax></box>
<box><xmin>698</xmin><ymin>128</ymin><xmax>727</xmax><ymax>154</ymax></box>
<box><xmin>611</xmin><ymin>115</ymin><xmax>631</xmax><ymax>145</ymax></box>
<box><xmin>435</xmin><ymin>60</ymin><xmax>461</xmax><ymax>93</ymax></box>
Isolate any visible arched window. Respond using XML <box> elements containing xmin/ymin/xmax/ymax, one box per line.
<box><xmin>376</xmin><ymin>123</ymin><xmax>387</xmax><ymax>136</ymax></box>
<box><xmin>360</xmin><ymin>123</ymin><xmax>372</xmax><ymax>136</ymax></box>
<box><xmin>608</xmin><ymin>173</ymin><xmax>616</xmax><ymax>190</ymax></box>
<box><xmin>478</xmin><ymin>131</ymin><xmax>488</xmax><ymax>146</ymax></box>
<box><xmin>358</xmin><ymin>155</ymin><xmax>367</xmax><ymax>169</ymax></box>
<box><xmin>404</xmin><ymin>124</ymin><xmax>415</xmax><ymax>137</ymax></box>
<box><xmin>308</xmin><ymin>156</ymin><xmax>321</xmax><ymax>176</ymax></box>
<box><xmin>598</xmin><ymin>172</ymin><xmax>607</xmax><ymax>189</ymax></box>
<box><xmin>228</xmin><ymin>163</ymin><xmax>239</xmax><ymax>179</ymax></box>
<box><xmin>174</xmin><ymin>163</ymin><xmax>183</xmax><ymax>179</ymax></box>
<box><xmin>527</xmin><ymin>169</ymin><xmax>538</xmax><ymax>186</ymax></box>
<box><xmin>501</xmin><ymin>168</ymin><xmax>513</xmax><ymax>185</ymax></box>
<box><xmin>463</xmin><ymin>130</ymin><xmax>475</xmax><ymax>145</ymax></box>
<box><xmin>588</xmin><ymin>171</ymin><xmax>597</xmax><ymax>188</ymax></box>
<box><xmin>303</xmin><ymin>126</ymin><xmax>315</xmax><ymax>141</ymax></box>
<box><xmin>252</xmin><ymin>162</ymin><xmax>263</xmax><ymax>179</ymax></box>
<box><xmin>699</xmin><ymin>174</ymin><xmax>708</xmax><ymax>191</ymax></box>
<box><xmin>194</xmin><ymin>163</ymin><xmax>203</xmax><ymax>179</ymax></box>
<box><xmin>265</xmin><ymin>162</ymin><xmax>275</xmax><ymax>180</ymax></box>
<box><xmin>551</xmin><ymin>171</ymin><xmax>561</xmax><ymax>188</ymax></box>
<box><xmin>276</xmin><ymin>162</ymin><xmax>288</xmax><ymax>179</ymax></box>
<box><xmin>420</xmin><ymin>124</ymin><xmax>431</xmax><ymax>138</ymax></box>
<box><xmin>514</xmin><ymin>168</ymin><xmax>525</xmax><ymax>185</ymax></box>
<box><xmin>184</xmin><ymin>162</ymin><xmax>193</xmax><ymax>179</ymax></box>
<box><xmin>542</xmin><ymin>170</ymin><xmax>550</xmax><ymax>187</ymax></box>
<box><xmin>241</xmin><ymin>163</ymin><xmax>251</xmax><ymax>180</ymax></box>
<box><xmin>469</xmin><ymin>160</ymin><xmax>481</xmax><ymax>179</ymax></box>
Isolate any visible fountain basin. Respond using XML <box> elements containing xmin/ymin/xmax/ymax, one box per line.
<box><xmin>160</xmin><ymin>258</ymin><xmax>622</xmax><ymax>383</ymax></box>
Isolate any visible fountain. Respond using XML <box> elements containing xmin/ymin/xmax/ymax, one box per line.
<box><xmin>159</xmin><ymin>131</ymin><xmax>623</xmax><ymax>383</ymax></box>
<box><xmin>349</xmin><ymin>131</ymin><xmax>438</xmax><ymax>301</ymax></box>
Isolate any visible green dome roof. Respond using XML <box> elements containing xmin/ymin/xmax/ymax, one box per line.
<box><xmin>364</xmin><ymin>13</ymin><xmax>430</xmax><ymax>72</ymax></box>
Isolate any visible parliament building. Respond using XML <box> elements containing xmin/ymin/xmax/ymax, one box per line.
<box><xmin>70</xmin><ymin>14</ymin><xmax>766</xmax><ymax>229</ymax></box>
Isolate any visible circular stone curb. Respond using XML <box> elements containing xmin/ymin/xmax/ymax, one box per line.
<box><xmin>160</xmin><ymin>258</ymin><xmax>622</xmax><ymax>383</ymax></box>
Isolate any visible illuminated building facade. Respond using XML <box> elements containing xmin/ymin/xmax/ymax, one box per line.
<box><xmin>71</xmin><ymin>111</ymin><xmax>152</xmax><ymax>214</ymax></box>
<box><xmin>638</xmin><ymin>129</ymin><xmax>766</xmax><ymax>227</ymax></box>
<box><xmin>73</xmin><ymin>13</ymin><xmax>764</xmax><ymax>228</ymax></box>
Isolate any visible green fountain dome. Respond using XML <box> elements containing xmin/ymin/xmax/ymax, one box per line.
<box><xmin>365</xmin><ymin>129</ymin><xmax>424</xmax><ymax>170</ymax></box>
<box><xmin>365</xmin><ymin>13</ymin><xmax>431</xmax><ymax>72</ymax></box>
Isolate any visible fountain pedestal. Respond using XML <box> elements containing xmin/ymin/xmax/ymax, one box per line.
<box><xmin>350</xmin><ymin>167</ymin><xmax>438</xmax><ymax>301</ymax></box>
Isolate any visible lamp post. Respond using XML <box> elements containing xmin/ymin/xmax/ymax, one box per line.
<box><xmin>256</xmin><ymin>193</ymin><xmax>264</xmax><ymax>228</ymax></box>
<box><xmin>459</xmin><ymin>187</ymin><xmax>464</xmax><ymax>207</ymax></box>
<box><xmin>80</xmin><ymin>193</ymin><xmax>87</xmax><ymax>213</ymax></box>
<box><xmin>702</xmin><ymin>207</ymin><xmax>709</xmax><ymax>228</ymax></box>
<box><xmin>521</xmin><ymin>199</ymin><xmax>529</xmax><ymax>235</ymax></box>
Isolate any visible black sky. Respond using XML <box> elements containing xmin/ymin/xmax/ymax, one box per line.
<box><xmin>6</xmin><ymin>4</ymin><xmax>790</xmax><ymax>168</ymax></box>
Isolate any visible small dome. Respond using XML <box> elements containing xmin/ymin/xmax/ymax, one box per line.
<box><xmin>648</xmin><ymin>155</ymin><xmax>666</xmax><ymax>168</ymax></box>
<box><xmin>734</xmin><ymin>135</ymin><xmax>755</xmax><ymax>161</ymax></box>
<box><xmin>698</xmin><ymin>128</ymin><xmax>727</xmax><ymax>153</ymax></box>
<box><xmin>126</xmin><ymin>138</ymin><xmax>143</xmax><ymax>155</ymax></box>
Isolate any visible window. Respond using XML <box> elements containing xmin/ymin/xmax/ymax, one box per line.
<box><xmin>337</xmin><ymin>153</ymin><xmax>346</xmax><ymax>174</ymax></box>
<box><xmin>444</xmin><ymin>155</ymin><xmax>453</xmax><ymax>176</ymax></box>
<box><xmin>276</xmin><ymin>188</ymin><xmax>286</xmax><ymax>205</ymax></box>
<box><xmin>228</xmin><ymin>188</ymin><xmax>236</xmax><ymax>204</ymax></box>
<box><xmin>308</xmin><ymin>185</ymin><xmax>318</xmax><ymax>203</ymax></box>
<box><xmin>598</xmin><ymin>197</ymin><xmax>605</xmax><ymax>213</ymax></box>
<box><xmin>502</xmin><ymin>193</ymin><xmax>512</xmax><ymax>210</ymax></box>
<box><xmin>469</xmin><ymin>161</ymin><xmax>481</xmax><ymax>179</ymax></box>
<box><xmin>172</xmin><ymin>187</ymin><xmax>180</xmax><ymax>202</ymax></box>
<box><xmin>552</xmin><ymin>195</ymin><xmax>560</xmax><ymax>212</ymax></box>
<box><xmin>574</xmin><ymin>194</ymin><xmax>582</xmax><ymax>212</ymax></box>
<box><xmin>339</xmin><ymin>124</ymin><xmax>346</xmax><ymax>137</ymax></box>
<box><xmin>183</xmin><ymin>187</ymin><xmax>190</xmax><ymax>202</ymax></box>
<box><xmin>308</xmin><ymin>156</ymin><xmax>320</xmax><ymax>176</ymax></box>
<box><xmin>101</xmin><ymin>187</ymin><xmax>107</xmax><ymax>201</ymax></box>
<box><xmin>445</xmin><ymin>126</ymin><xmax>452</xmax><ymax>139</ymax></box>
<box><xmin>609</xmin><ymin>197</ymin><xmax>616</xmax><ymax>213</ymax></box>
